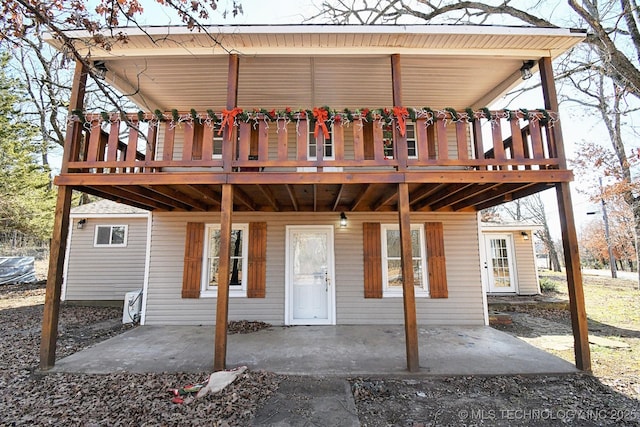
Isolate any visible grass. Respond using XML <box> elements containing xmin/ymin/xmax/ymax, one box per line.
<box><xmin>537</xmin><ymin>270</ymin><xmax>640</xmax><ymax>398</ymax></box>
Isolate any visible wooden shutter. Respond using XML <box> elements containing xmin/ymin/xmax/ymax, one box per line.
<box><xmin>182</xmin><ymin>222</ymin><xmax>204</xmax><ymax>298</ymax></box>
<box><xmin>425</xmin><ymin>222</ymin><xmax>448</xmax><ymax>298</ymax></box>
<box><xmin>247</xmin><ymin>222</ymin><xmax>267</xmax><ymax>298</ymax></box>
<box><xmin>363</xmin><ymin>222</ymin><xmax>382</xmax><ymax>298</ymax></box>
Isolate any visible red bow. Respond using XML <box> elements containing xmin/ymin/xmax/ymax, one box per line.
<box><xmin>218</xmin><ymin>107</ymin><xmax>243</xmax><ymax>136</ymax></box>
<box><xmin>313</xmin><ymin>107</ymin><xmax>329</xmax><ymax>139</ymax></box>
<box><xmin>393</xmin><ymin>106</ymin><xmax>409</xmax><ymax>137</ymax></box>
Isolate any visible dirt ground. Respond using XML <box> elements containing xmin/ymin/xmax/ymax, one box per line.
<box><xmin>1</xmin><ymin>272</ymin><xmax>639</xmax><ymax>426</ymax></box>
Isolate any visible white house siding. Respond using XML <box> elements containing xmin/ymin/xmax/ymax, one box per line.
<box><xmin>512</xmin><ymin>232</ymin><xmax>540</xmax><ymax>295</ymax></box>
<box><xmin>63</xmin><ymin>217</ymin><xmax>148</xmax><ymax>301</ymax></box>
<box><xmin>143</xmin><ymin>211</ymin><xmax>485</xmax><ymax>326</ymax></box>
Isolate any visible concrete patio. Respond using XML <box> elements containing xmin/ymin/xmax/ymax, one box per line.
<box><xmin>51</xmin><ymin>325</ymin><xmax>578</xmax><ymax>376</ymax></box>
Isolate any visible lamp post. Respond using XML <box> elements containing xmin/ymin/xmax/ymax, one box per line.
<box><xmin>587</xmin><ymin>177</ymin><xmax>617</xmax><ymax>279</ymax></box>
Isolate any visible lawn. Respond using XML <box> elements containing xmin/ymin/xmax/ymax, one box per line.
<box><xmin>538</xmin><ymin>271</ymin><xmax>640</xmax><ymax>399</ymax></box>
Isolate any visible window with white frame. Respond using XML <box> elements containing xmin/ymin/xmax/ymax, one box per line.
<box><xmin>406</xmin><ymin>122</ymin><xmax>418</xmax><ymax>159</ymax></box>
<box><xmin>201</xmin><ymin>224</ymin><xmax>248</xmax><ymax>297</ymax></box>
<box><xmin>308</xmin><ymin>124</ymin><xmax>334</xmax><ymax>160</ymax></box>
<box><xmin>382</xmin><ymin>121</ymin><xmax>418</xmax><ymax>160</ymax></box>
<box><xmin>94</xmin><ymin>225</ymin><xmax>128</xmax><ymax>247</ymax></box>
<box><xmin>212</xmin><ymin>122</ymin><xmax>223</xmax><ymax>159</ymax></box>
<box><xmin>381</xmin><ymin>224</ymin><xmax>428</xmax><ymax>296</ymax></box>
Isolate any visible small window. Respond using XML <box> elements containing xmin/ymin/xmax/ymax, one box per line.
<box><xmin>94</xmin><ymin>225</ymin><xmax>128</xmax><ymax>247</ymax></box>
<box><xmin>381</xmin><ymin>224</ymin><xmax>428</xmax><ymax>297</ymax></box>
<box><xmin>212</xmin><ymin>122</ymin><xmax>223</xmax><ymax>159</ymax></box>
<box><xmin>201</xmin><ymin>223</ymin><xmax>248</xmax><ymax>297</ymax></box>
<box><xmin>308</xmin><ymin>124</ymin><xmax>334</xmax><ymax>160</ymax></box>
<box><xmin>381</xmin><ymin>122</ymin><xmax>418</xmax><ymax>159</ymax></box>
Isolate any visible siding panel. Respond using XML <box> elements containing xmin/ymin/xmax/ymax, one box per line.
<box><xmin>144</xmin><ymin>211</ymin><xmax>485</xmax><ymax>326</ymax></box>
<box><xmin>64</xmin><ymin>218</ymin><xmax>148</xmax><ymax>301</ymax></box>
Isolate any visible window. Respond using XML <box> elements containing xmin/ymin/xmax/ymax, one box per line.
<box><xmin>308</xmin><ymin>124</ymin><xmax>334</xmax><ymax>160</ymax></box>
<box><xmin>212</xmin><ymin>122</ymin><xmax>223</xmax><ymax>159</ymax></box>
<box><xmin>381</xmin><ymin>122</ymin><xmax>418</xmax><ymax>160</ymax></box>
<box><xmin>94</xmin><ymin>225</ymin><xmax>128</xmax><ymax>247</ymax></box>
<box><xmin>406</xmin><ymin>122</ymin><xmax>418</xmax><ymax>159</ymax></box>
<box><xmin>381</xmin><ymin>224</ymin><xmax>428</xmax><ymax>297</ymax></box>
<box><xmin>201</xmin><ymin>224</ymin><xmax>248</xmax><ymax>297</ymax></box>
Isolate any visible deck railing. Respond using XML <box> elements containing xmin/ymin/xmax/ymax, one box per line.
<box><xmin>64</xmin><ymin>109</ymin><xmax>561</xmax><ymax>174</ymax></box>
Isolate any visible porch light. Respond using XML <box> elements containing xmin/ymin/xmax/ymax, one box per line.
<box><xmin>521</xmin><ymin>231</ymin><xmax>529</xmax><ymax>240</ymax></box>
<box><xmin>340</xmin><ymin>212</ymin><xmax>348</xmax><ymax>228</ymax></box>
<box><xmin>92</xmin><ymin>61</ymin><xmax>108</xmax><ymax>80</ymax></box>
<box><xmin>77</xmin><ymin>218</ymin><xmax>87</xmax><ymax>230</ymax></box>
<box><xmin>520</xmin><ymin>60</ymin><xmax>535</xmax><ymax>80</ymax></box>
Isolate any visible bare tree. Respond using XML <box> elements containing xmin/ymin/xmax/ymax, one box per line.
<box><xmin>312</xmin><ymin>0</ymin><xmax>640</xmax><ymax>285</ymax></box>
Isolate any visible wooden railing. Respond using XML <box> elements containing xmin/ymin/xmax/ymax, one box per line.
<box><xmin>64</xmin><ymin>110</ymin><xmax>561</xmax><ymax>174</ymax></box>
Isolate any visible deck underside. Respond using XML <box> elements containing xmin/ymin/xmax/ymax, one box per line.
<box><xmin>56</xmin><ymin>170</ymin><xmax>571</xmax><ymax>212</ymax></box>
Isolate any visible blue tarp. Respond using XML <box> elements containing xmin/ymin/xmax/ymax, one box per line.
<box><xmin>0</xmin><ymin>257</ymin><xmax>38</xmax><ymax>285</ymax></box>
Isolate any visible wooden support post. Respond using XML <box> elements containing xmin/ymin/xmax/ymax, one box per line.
<box><xmin>398</xmin><ymin>183</ymin><xmax>419</xmax><ymax>372</ymax></box>
<box><xmin>391</xmin><ymin>54</ymin><xmax>408</xmax><ymax>169</ymax></box>
<box><xmin>40</xmin><ymin>187</ymin><xmax>73</xmax><ymax>369</ymax></box>
<box><xmin>223</xmin><ymin>54</ymin><xmax>239</xmax><ymax>173</ymax></box>
<box><xmin>540</xmin><ymin>57</ymin><xmax>591</xmax><ymax>371</ymax></box>
<box><xmin>40</xmin><ymin>60</ymin><xmax>87</xmax><ymax>370</ymax></box>
<box><xmin>214</xmin><ymin>184</ymin><xmax>234</xmax><ymax>371</ymax></box>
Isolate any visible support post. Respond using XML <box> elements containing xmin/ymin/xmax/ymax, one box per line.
<box><xmin>540</xmin><ymin>57</ymin><xmax>591</xmax><ymax>371</ymax></box>
<box><xmin>214</xmin><ymin>184</ymin><xmax>234</xmax><ymax>371</ymax></box>
<box><xmin>223</xmin><ymin>54</ymin><xmax>239</xmax><ymax>173</ymax></box>
<box><xmin>39</xmin><ymin>60</ymin><xmax>87</xmax><ymax>370</ymax></box>
<box><xmin>391</xmin><ymin>54</ymin><xmax>408</xmax><ymax>169</ymax></box>
<box><xmin>398</xmin><ymin>183</ymin><xmax>419</xmax><ymax>372</ymax></box>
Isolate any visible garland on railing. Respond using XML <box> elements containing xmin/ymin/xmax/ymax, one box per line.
<box><xmin>69</xmin><ymin>106</ymin><xmax>559</xmax><ymax>134</ymax></box>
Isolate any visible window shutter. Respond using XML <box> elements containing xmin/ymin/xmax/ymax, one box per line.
<box><xmin>247</xmin><ymin>222</ymin><xmax>267</xmax><ymax>298</ymax></box>
<box><xmin>425</xmin><ymin>222</ymin><xmax>448</xmax><ymax>298</ymax></box>
<box><xmin>363</xmin><ymin>222</ymin><xmax>382</xmax><ymax>298</ymax></box>
<box><xmin>182</xmin><ymin>222</ymin><xmax>204</xmax><ymax>298</ymax></box>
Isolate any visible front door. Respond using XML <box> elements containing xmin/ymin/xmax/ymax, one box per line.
<box><xmin>286</xmin><ymin>226</ymin><xmax>335</xmax><ymax>325</ymax></box>
<box><xmin>484</xmin><ymin>234</ymin><xmax>517</xmax><ymax>293</ymax></box>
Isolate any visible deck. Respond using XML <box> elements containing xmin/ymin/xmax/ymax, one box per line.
<box><xmin>56</xmin><ymin>108</ymin><xmax>571</xmax><ymax>212</ymax></box>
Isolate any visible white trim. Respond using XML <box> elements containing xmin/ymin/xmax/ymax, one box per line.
<box><xmin>56</xmin><ymin>24</ymin><xmax>586</xmax><ymax>39</ymax></box>
<box><xmin>200</xmin><ymin>223</ymin><xmax>249</xmax><ymax>298</ymax></box>
<box><xmin>139</xmin><ymin>212</ymin><xmax>153</xmax><ymax>325</ymax></box>
<box><xmin>285</xmin><ymin>225</ymin><xmax>336</xmax><ymax>326</ymax></box>
<box><xmin>60</xmin><ymin>220</ymin><xmax>74</xmax><ymax>302</ymax></box>
<box><xmin>478</xmin><ymin>213</ymin><xmax>489</xmax><ymax>326</ymax></box>
<box><xmin>93</xmin><ymin>224</ymin><xmax>129</xmax><ymax>247</ymax></box>
<box><xmin>69</xmin><ymin>213</ymin><xmax>149</xmax><ymax>219</ymax></box>
<box><xmin>380</xmin><ymin>223</ymin><xmax>429</xmax><ymax>298</ymax></box>
<box><xmin>484</xmin><ymin>233</ymin><xmax>518</xmax><ymax>294</ymax></box>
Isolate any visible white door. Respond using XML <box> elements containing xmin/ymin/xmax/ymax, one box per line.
<box><xmin>286</xmin><ymin>226</ymin><xmax>335</xmax><ymax>325</ymax></box>
<box><xmin>484</xmin><ymin>234</ymin><xmax>517</xmax><ymax>293</ymax></box>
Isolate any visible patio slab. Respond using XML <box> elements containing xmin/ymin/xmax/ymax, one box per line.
<box><xmin>51</xmin><ymin>325</ymin><xmax>578</xmax><ymax>376</ymax></box>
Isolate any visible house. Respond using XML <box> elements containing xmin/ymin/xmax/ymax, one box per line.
<box><xmin>62</xmin><ymin>200</ymin><xmax>150</xmax><ymax>305</ymax></box>
<box><xmin>481</xmin><ymin>221</ymin><xmax>541</xmax><ymax>295</ymax></box>
<box><xmin>41</xmin><ymin>25</ymin><xmax>591</xmax><ymax>373</ymax></box>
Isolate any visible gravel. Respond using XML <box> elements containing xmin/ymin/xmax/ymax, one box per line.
<box><xmin>1</xmin><ymin>281</ymin><xmax>639</xmax><ymax>426</ymax></box>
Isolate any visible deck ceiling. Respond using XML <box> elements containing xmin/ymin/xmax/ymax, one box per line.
<box><xmin>54</xmin><ymin>25</ymin><xmax>585</xmax><ymax>112</ymax></box>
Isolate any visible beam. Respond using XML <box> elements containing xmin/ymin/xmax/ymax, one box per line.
<box><xmin>350</xmin><ymin>184</ymin><xmax>373</xmax><ymax>211</ymax></box>
<box><xmin>398</xmin><ymin>183</ymin><xmax>419</xmax><ymax>372</ymax></box>
<box><xmin>372</xmin><ymin>186</ymin><xmax>399</xmax><ymax>211</ymax></box>
<box><xmin>214</xmin><ymin>184</ymin><xmax>234</xmax><ymax>371</ymax></box>
<box><xmin>257</xmin><ymin>184</ymin><xmax>280</xmax><ymax>212</ymax></box>
<box><xmin>332</xmin><ymin>184</ymin><xmax>345</xmax><ymax>212</ymax></box>
<box><xmin>233</xmin><ymin>186</ymin><xmax>258</xmax><ymax>211</ymax></box>
<box><xmin>286</xmin><ymin>184</ymin><xmax>300</xmax><ymax>211</ymax></box>
<box><xmin>81</xmin><ymin>186</ymin><xmax>159</xmax><ymax>211</ymax></box>
<box><xmin>150</xmin><ymin>185</ymin><xmax>209</xmax><ymax>211</ymax></box>
<box><xmin>185</xmin><ymin>184</ymin><xmax>222</xmax><ymax>207</ymax></box>
<box><xmin>40</xmin><ymin>60</ymin><xmax>87</xmax><ymax>370</ymax></box>
<box><xmin>412</xmin><ymin>183</ymin><xmax>470</xmax><ymax>211</ymax></box>
<box><xmin>540</xmin><ymin>56</ymin><xmax>590</xmax><ymax>371</ymax></box>
<box><xmin>109</xmin><ymin>186</ymin><xmax>181</xmax><ymax>210</ymax></box>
